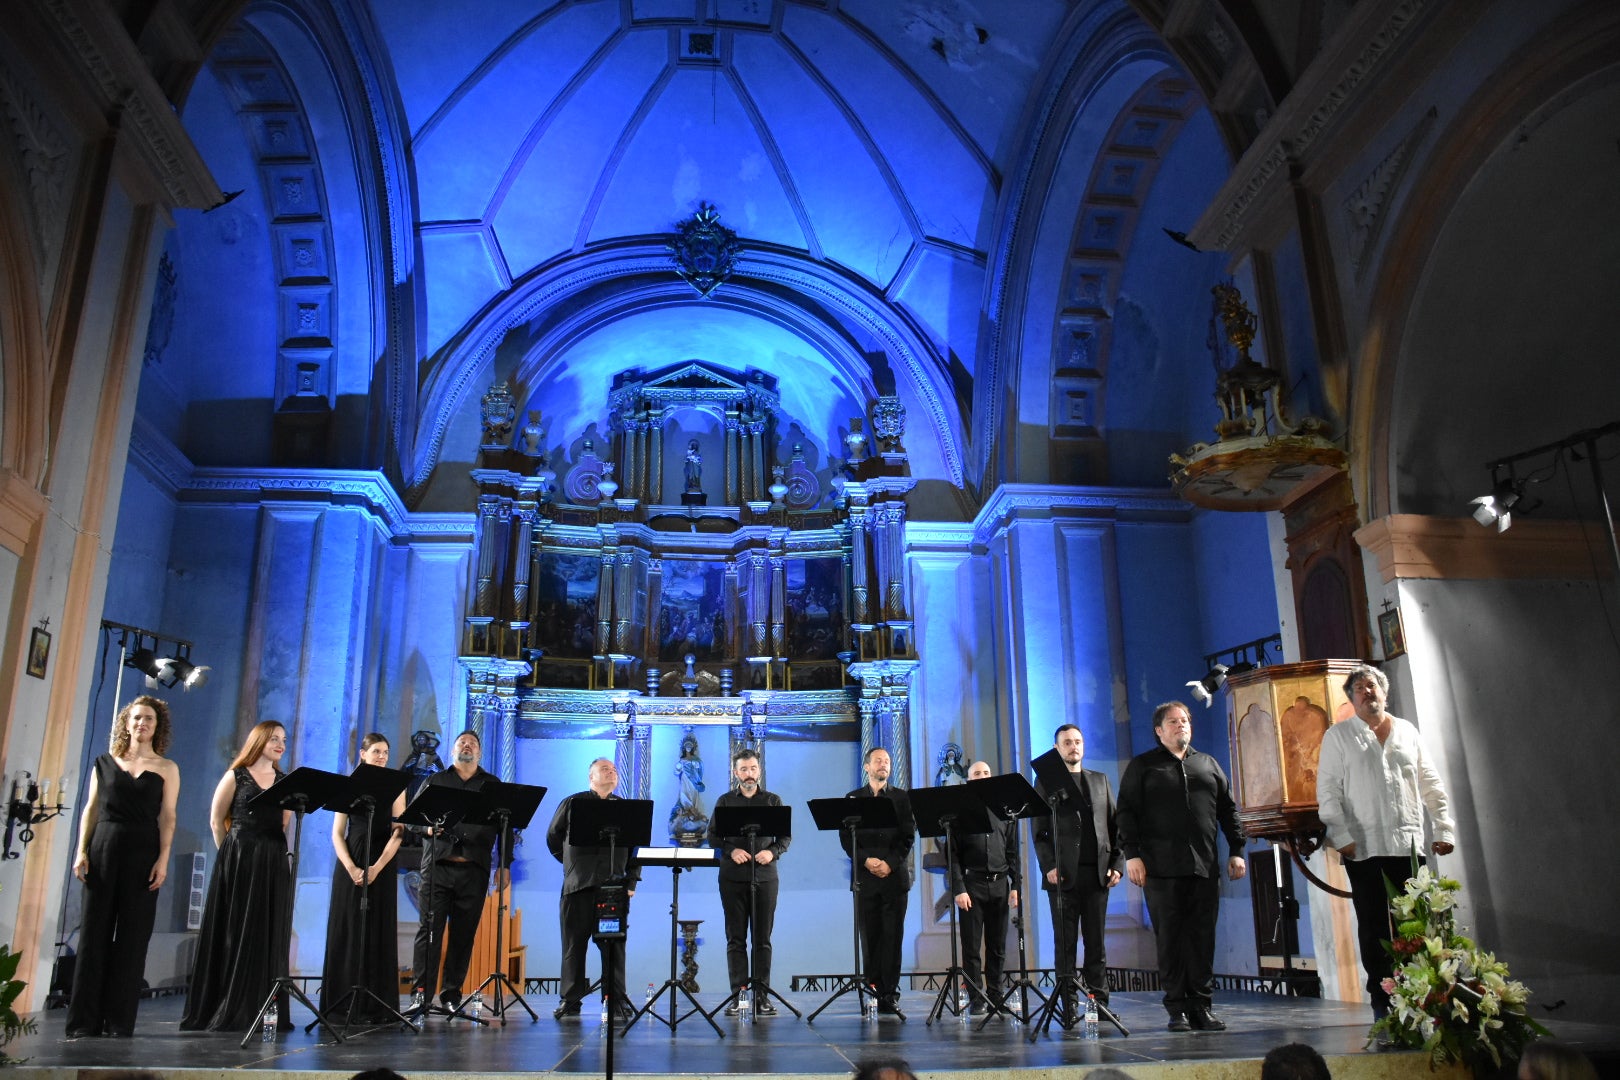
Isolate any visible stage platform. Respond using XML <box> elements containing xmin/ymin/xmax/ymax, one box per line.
<box><xmin>10</xmin><ymin>989</ymin><xmax>1619</xmax><ymax>1079</ymax></box>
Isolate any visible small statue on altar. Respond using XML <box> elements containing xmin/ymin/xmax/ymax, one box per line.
<box><xmin>669</xmin><ymin>731</ymin><xmax>709</xmax><ymax>845</ymax></box>
<box><xmin>684</xmin><ymin>439</ymin><xmax>702</xmax><ymax>492</ymax></box>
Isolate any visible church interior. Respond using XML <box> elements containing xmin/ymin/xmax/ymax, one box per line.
<box><xmin>2</xmin><ymin>0</ymin><xmax>1618</xmax><ymax>1041</ymax></box>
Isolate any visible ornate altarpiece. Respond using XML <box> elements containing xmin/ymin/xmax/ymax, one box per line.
<box><xmin>456</xmin><ymin>360</ymin><xmax>920</xmax><ymax>798</ymax></box>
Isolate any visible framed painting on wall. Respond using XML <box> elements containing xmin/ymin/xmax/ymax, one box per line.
<box><xmin>1378</xmin><ymin>607</ymin><xmax>1406</xmax><ymax>660</ymax></box>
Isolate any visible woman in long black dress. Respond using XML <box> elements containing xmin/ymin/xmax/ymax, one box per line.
<box><xmin>181</xmin><ymin>720</ymin><xmax>292</xmax><ymax>1032</ymax></box>
<box><xmin>66</xmin><ymin>695</ymin><xmax>180</xmax><ymax>1038</ymax></box>
<box><xmin>319</xmin><ymin>732</ymin><xmax>406</xmax><ymax>1021</ymax></box>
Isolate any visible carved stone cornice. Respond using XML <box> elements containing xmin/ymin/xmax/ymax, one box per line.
<box><xmin>973</xmin><ymin>483</ymin><xmax>1190</xmax><ymax>545</ymax></box>
<box><xmin>1354</xmin><ymin>514</ymin><xmax>1616</xmax><ymax>583</ymax></box>
<box><xmin>0</xmin><ymin>466</ymin><xmax>49</xmax><ymax>556</ymax></box>
<box><xmin>34</xmin><ymin>0</ymin><xmax>221</xmax><ymax>208</ymax></box>
<box><xmin>1189</xmin><ymin>0</ymin><xmax>1436</xmax><ymax>251</ymax></box>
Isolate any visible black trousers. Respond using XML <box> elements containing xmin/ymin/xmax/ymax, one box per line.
<box><xmin>1343</xmin><ymin>854</ymin><xmax>1423</xmax><ymax>1013</ymax></box>
<box><xmin>559</xmin><ymin>888</ymin><xmax>628</xmax><ymax>1006</ymax></box>
<box><xmin>856</xmin><ymin>879</ymin><xmax>908</xmax><ymax>997</ymax></box>
<box><xmin>66</xmin><ymin>824</ymin><xmax>160</xmax><ymax>1035</ymax></box>
<box><xmin>410</xmin><ymin>859</ymin><xmax>487</xmax><ymax>1000</ymax></box>
<box><xmin>1142</xmin><ymin>874</ymin><xmax>1219</xmax><ymax>1014</ymax></box>
<box><xmin>956</xmin><ymin>871</ymin><xmax>1010</xmax><ymax>995</ymax></box>
<box><xmin>1047</xmin><ymin>870</ymin><xmax>1110</xmax><ymax>1004</ymax></box>
<box><xmin>719</xmin><ymin>875</ymin><xmax>778</xmax><ymax>990</ymax></box>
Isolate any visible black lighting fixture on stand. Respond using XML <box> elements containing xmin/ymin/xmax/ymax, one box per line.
<box><xmin>1467</xmin><ymin>420</ymin><xmax>1620</xmax><ymax>586</ymax></box>
<box><xmin>102</xmin><ymin>621</ymin><xmax>212</xmax><ymax>733</ymax></box>
<box><xmin>1186</xmin><ymin>634</ymin><xmax>1283</xmax><ymax>707</ymax></box>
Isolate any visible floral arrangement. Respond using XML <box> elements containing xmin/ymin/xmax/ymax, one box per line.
<box><xmin>1369</xmin><ymin>858</ymin><xmax>1547</xmax><ymax>1074</ymax></box>
<box><xmin>1</xmin><ymin>944</ymin><xmax>40</xmax><ymax>1064</ymax></box>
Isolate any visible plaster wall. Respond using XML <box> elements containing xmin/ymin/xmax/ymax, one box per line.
<box><xmin>1397</xmin><ymin>573</ymin><xmax>1619</xmax><ymax>1023</ymax></box>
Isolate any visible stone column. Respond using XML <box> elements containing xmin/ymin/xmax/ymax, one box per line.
<box><xmin>596</xmin><ymin>552</ymin><xmax>616</xmax><ymax>654</ymax></box>
<box><xmin>497</xmin><ymin>692</ymin><xmax>519</xmax><ymax>782</ymax></box>
<box><xmin>614</xmin><ymin>549</ymin><xmax>637</xmax><ymax>653</ymax></box>
<box><xmin>725</xmin><ymin>414</ymin><xmax>739</xmax><ymax>505</ymax></box>
<box><xmin>510</xmin><ymin>504</ymin><xmax>535</xmax><ymax>634</ymax></box>
<box><xmin>749</xmin><ymin>420</ymin><xmax>766</xmax><ymax>503</ymax></box>
<box><xmin>649</xmin><ymin>409</ymin><xmax>664</xmax><ymax>503</ymax></box>
<box><xmin>474</xmin><ymin>494</ymin><xmax>501</xmax><ymax>618</ymax></box>
<box><xmin>850</xmin><ymin>508</ymin><xmax>870</xmax><ymax>625</ymax></box>
<box><xmin>769</xmin><ymin>554</ymin><xmax>786</xmax><ymax>659</ymax></box>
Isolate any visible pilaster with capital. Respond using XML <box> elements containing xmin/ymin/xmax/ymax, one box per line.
<box><xmin>724</xmin><ymin>414</ymin><xmax>740</xmax><ymax>504</ymax></box>
<box><xmin>596</xmin><ymin>551</ymin><xmax>616</xmax><ymax>651</ymax></box>
<box><xmin>769</xmin><ymin>554</ymin><xmax>786</xmax><ymax>659</ymax></box>
<box><xmin>648</xmin><ymin>409</ymin><xmax>664</xmax><ymax>502</ymax></box>
<box><xmin>510</xmin><ymin>503</ymin><xmax>536</xmax><ymax>630</ymax></box>
<box><xmin>474</xmin><ymin>495</ymin><xmax>501</xmax><ymax>617</ymax></box>
<box><xmin>614</xmin><ymin>549</ymin><xmax>638</xmax><ymax>653</ymax></box>
<box><xmin>849</xmin><ymin>508</ymin><xmax>871</xmax><ymax>624</ymax></box>
<box><xmin>749</xmin><ymin>420</ymin><xmax>766</xmax><ymax>503</ymax></box>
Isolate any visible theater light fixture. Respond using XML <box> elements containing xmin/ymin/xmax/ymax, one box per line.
<box><xmin>1187</xmin><ymin>635</ymin><xmax>1282</xmax><ymax>708</ymax></box>
<box><xmin>1468</xmin><ymin>421</ymin><xmax>1620</xmax><ymax>586</ymax></box>
<box><xmin>106</xmin><ymin>621</ymin><xmax>209</xmax><ymax>692</ymax></box>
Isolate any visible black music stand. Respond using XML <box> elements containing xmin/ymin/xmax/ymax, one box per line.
<box><xmin>446</xmin><ymin>780</ymin><xmax>547</xmax><ymax>1025</ymax></box>
<box><xmin>398</xmin><ymin>781</ymin><xmax>482</xmax><ymax>1025</ymax></box>
<box><xmin>240</xmin><ymin>766</ymin><xmax>349</xmax><ymax>1049</ymax></box>
<box><xmin>625</xmin><ymin>847</ymin><xmax>724</xmax><ymax>1037</ymax></box>
<box><xmin>567</xmin><ymin>796</ymin><xmax>651</xmax><ymax>1039</ymax></box>
<box><xmin>710</xmin><ymin>803</ymin><xmax>800</xmax><ymax>1022</ymax></box>
<box><xmin>313</xmin><ymin>762</ymin><xmax>414</xmax><ymax>1036</ymax></box>
<box><xmin>1028</xmin><ymin>749</ymin><xmax>1128</xmax><ymax>1040</ymax></box>
<box><xmin>966</xmin><ymin>770</ymin><xmax>1049</xmax><ymax>1028</ymax></box>
<box><xmin>910</xmin><ymin>785</ymin><xmax>996</xmax><ymax>1025</ymax></box>
<box><xmin>804</xmin><ymin>795</ymin><xmax>898</xmax><ymax>1023</ymax></box>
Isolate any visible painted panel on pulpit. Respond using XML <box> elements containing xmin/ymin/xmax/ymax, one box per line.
<box><xmin>532</xmin><ymin>552</ymin><xmax>600</xmax><ymax>658</ymax></box>
<box><xmin>656</xmin><ymin>560</ymin><xmax>729</xmax><ymax>662</ymax></box>
<box><xmin>785</xmin><ymin>557</ymin><xmax>843</xmax><ymax>660</ymax></box>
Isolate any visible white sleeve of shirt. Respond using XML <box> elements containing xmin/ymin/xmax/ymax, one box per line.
<box><xmin>1412</xmin><ymin>725</ymin><xmax>1456</xmax><ymax>845</ymax></box>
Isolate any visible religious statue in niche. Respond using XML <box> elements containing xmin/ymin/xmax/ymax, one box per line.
<box><xmin>669</xmin><ymin>731</ymin><xmax>709</xmax><ymax>846</ymax></box>
<box><xmin>935</xmin><ymin>743</ymin><xmax>968</xmax><ymax>786</ymax></box>
<box><xmin>684</xmin><ymin>440</ymin><xmax>702</xmax><ymax>491</ymax></box>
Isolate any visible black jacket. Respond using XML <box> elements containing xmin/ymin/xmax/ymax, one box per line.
<box><xmin>546</xmin><ymin>789</ymin><xmax>642</xmax><ymax>895</ymax></box>
<box><xmin>1117</xmin><ymin>745</ymin><xmax>1244</xmax><ymax>878</ymax></box>
<box><xmin>839</xmin><ymin>784</ymin><xmax>914</xmax><ymax>891</ymax></box>
<box><xmin>946</xmin><ymin>812</ymin><xmax>1018</xmax><ymax>895</ymax></box>
<box><xmin>421</xmin><ymin>766</ymin><xmax>507</xmax><ymax>873</ymax></box>
<box><xmin>708</xmin><ymin>787</ymin><xmax>790</xmax><ymax>883</ymax></box>
<box><xmin>1033</xmin><ymin>767</ymin><xmax>1123</xmax><ymax>889</ymax></box>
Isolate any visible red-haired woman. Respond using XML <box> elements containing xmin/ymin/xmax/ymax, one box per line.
<box><xmin>181</xmin><ymin>720</ymin><xmax>292</xmax><ymax>1032</ymax></box>
<box><xmin>65</xmin><ymin>695</ymin><xmax>180</xmax><ymax>1038</ymax></box>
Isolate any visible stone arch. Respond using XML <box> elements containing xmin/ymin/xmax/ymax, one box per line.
<box><xmin>1353</xmin><ymin>5</ymin><xmax>1620</xmax><ymax>519</ymax></box>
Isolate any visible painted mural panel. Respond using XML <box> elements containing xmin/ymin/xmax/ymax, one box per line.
<box><xmin>532</xmin><ymin>552</ymin><xmax>600</xmax><ymax>658</ymax></box>
<box><xmin>785</xmin><ymin>557</ymin><xmax>843</xmax><ymax>660</ymax></box>
<box><xmin>656</xmin><ymin>560</ymin><xmax>729</xmax><ymax>661</ymax></box>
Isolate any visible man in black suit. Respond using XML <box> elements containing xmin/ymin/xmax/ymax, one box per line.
<box><xmin>546</xmin><ymin>757</ymin><xmax>640</xmax><ymax>1020</ymax></box>
<box><xmin>839</xmin><ymin>746</ymin><xmax>914</xmax><ymax>1016</ymax></box>
<box><xmin>408</xmin><ymin>729</ymin><xmax>507</xmax><ymax>1015</ymax></box>
<box><xmin>949</xmin><ymin>760</ymin><xmax>1019</xmax><ymax>1012</ymax></box>
<box><xmin>1033</xmin><ymin>724</ymin><xmax>1122</xmax><ymax>1018</ymax></box>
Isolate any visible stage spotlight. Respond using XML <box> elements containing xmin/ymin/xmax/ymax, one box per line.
<box><xmin>1185</xmin><ymin>664</ymin><xmax>1229</xmax><ymax>707</ymax></box>
<box><xmin>156</xmin><ymin>656</ymin><xmax>211</xmax><ymax>689</ymax></box>
<box><xmin>1469</xmin><ymin>477</ymin><xmax>1523</xmax><ymax>533</ymax></box>
<box><xmin>123</xmin><ymin>645</ymin><xmax>165</xmax><ymax>684</ymax></box>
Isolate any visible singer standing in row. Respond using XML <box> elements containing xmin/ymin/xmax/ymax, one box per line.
<box><xmin>66</xmin><ymin>695</ymin><xmax>180</xmax><ymax>1038</ymax></box>
<box><xmin>710</xmin><ymin>748</ymin><xmax>789</xmax><ymax>1016</ymax></box>
<box><xmin>182</xmin><ymin>721</ymin><xmax>293</xmax><ymax>1032</ymax></box>
<box><xmin>320</xmin><ymin>732</ymin><xmax>406</xmax><ymax>1021</ymax></box>
<box><xmin>840</xmin><ymin>747</ymin><xmax>914</xmax><ymax>1016</ymax></box>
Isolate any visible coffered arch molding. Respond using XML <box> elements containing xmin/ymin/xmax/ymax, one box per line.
<box><xmin>975</xmin><ymin>3</ymin><xmax>1184</xmax><ymax>488</ymax></box>
<box><xmin>0</xmin><ymin>135</ymin><xmax>46</xmax><ymax>483</ymax></box>
<box><xmin>1352</xmin><ymin>3</ymin><xmax>1620</xmax><ymax>520</ymax></box>
<box><xmin>409</xmin><ymin>244</ymin><xmax>964</xmax><ymax>499</ymax></box>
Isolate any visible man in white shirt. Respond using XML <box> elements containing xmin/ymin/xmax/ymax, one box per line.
<box><xmin>1316</xmin><ymin>663</ymin><xmax>1456</xmax><ymax>1020</ymax></box>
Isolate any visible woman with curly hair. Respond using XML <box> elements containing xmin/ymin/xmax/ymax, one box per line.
<box><xmin>65</xmin><ymin>695</ymin><xmax>180</xmax><ymax>1038</ymax></box>
<box><xmin>181</xmin><ymin>720</ymin><xmax>293</xmax><ymax>1032</ymax></box>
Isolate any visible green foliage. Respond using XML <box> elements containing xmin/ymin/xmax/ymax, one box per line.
<box><xmin>2</xmin><ymin>944</ymin><xmax>40</xmax><ymax>1063</ymax></box>
<box><xmin>1370</xmin><ymin>856</ymin><xmax>1548</xmax><ymax>1076</ymax></box>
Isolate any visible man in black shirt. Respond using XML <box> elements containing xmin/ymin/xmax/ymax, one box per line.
<box><xmin>950</xmin><ymin>760</ymin><xmax>1020</xmax><ymax>1012</ymax></box>
<box><xmin>1033</xmin><ymin>726</ymin><xmax>1122</xmax><ymax>1017</ymax></box>
<box><xmin>546</xmin><ymin>757</ymin><xmax>640</xmax><ymax>1020</ymax></box>
<box><xmin>708</xmin><ymin>748</ymin><xmax>789</xmax><ymax>1016</ymax></box>
<box><xmin>1117</xmin><ymin>701</ymin><xmax>1246</xmax><ymax>1033</ymax></box>
<box><xmin>409</xmin><ymin>729</ymin><xmax>507</xmax><ymax>1013</ymax></box>
<box><xmin>840</xmin><ymin>746</ymin><xmax>914</xmax><ymax>1016</ymax></box>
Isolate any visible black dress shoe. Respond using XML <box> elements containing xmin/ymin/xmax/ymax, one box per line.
<box><xmin>1167</xmin><ymin>1012</ymin><xmax>1192</xmax><ymax>1032</ymax></box>
<box><xmin>64</xmin><ymin>1028</ymin><xmax>98</xmax><ymax>1039</ymax></box>
<box><xmin>876</xmin><ymin>995</ymin><xmax>902</xmax><ymax>1015</ymax></box>
<box><xmin>756</xmin><ymin>1000</ymin><xmax>778</xmax><ymax>1016</ymax></box>
<box><xmin>723</xmin><ymin>1000</ymin><xmax>742</xmax><ymax>1017</ymax></box>
<box><xmin>553</xmin><ymin>1000</ymin><xmax>582</xmax><ymax>1019</ymax></box>
<box><xmin>1187</xmin><ymin>1007</ymin><xmax>1226</xmax><ymax>1031</ymax></box>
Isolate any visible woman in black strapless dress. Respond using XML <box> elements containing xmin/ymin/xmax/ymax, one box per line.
<box><xmin>181</xmin><ymin>720</ymin><xmax>292</xmax><ymax>1032</ymax></box>
<box><xmin>320</xmin><ymin>732</ymin><xmax>406</xmax><ymax>1021</ymax></box>
<box><xmin>66</xmin><ymin>695</ymin><xmax>180</xmax><ymax>1038</ymax></box>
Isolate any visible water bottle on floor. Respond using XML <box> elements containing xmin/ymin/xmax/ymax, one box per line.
<box><xmin>261</xmin><ymin>1002</ymin><xmax>277</xmax><ymax>1042</ymax></box>
<box><xmin>739</xmin><ymin>985</ymin><xmax>752</xmax><ymax>1024</ymax></box>
<box><xmin>1084</xmin><ymin>994</ymin><xmax>1099</xmax><ymax>1040</ymax></box>
<box><xmin>862</xmin><ymin>987</ymin><xmax>876</xmax><ymax>1022</ymax></box>
<box><xmin>600</xmin><ymin>992</ymin><xmax>610</xmax><ymax>1025</ymax></box>
<box><xmin>469</xmin><ymin>995</ymin><xmax>482</xmax><ymax>1022</ymax></box>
